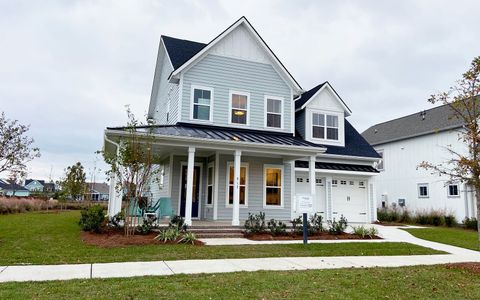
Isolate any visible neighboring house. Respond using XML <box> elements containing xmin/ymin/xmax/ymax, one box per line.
<box><xmin>43</xmin><ymin>182</ymin><xmax>57</xmax><ymax>193</ymax></box>
<box><xmin>362</xmin><ymin>104</ymin><xmax>477</xmax><ymax>221</ymax></box>
<box><xmin>105</xmin><ymin>17</ymin><xmax>380</xmax><ymax>225</ymax></box>
<box><xmin>24</xmin><ymin>179</ymin><xmax>45</xmax><ymax>192</ymax></box>
<box><xmin>0</xmin><ymin>179</ymin><xmax>30</xmax><ymax>197</ymax></box>
<box><xmin>85</xmin><ymin>182</ymin><xmax>110</xmax><ymax>201</ymax></box>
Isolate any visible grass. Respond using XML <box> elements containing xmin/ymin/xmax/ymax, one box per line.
<box><xmin>0</xmin><ymin>211</ymin><xmax>443</xmax><ymax>265</ymax></box>
<box><xmin>404</xmin><ymin>227</ymin><xmax>480</xmax><ymax>251</ymax></box>
<box><xmin>1</xmin><ymin>265</ymin><xmax>480</xmax><ymax>299</ymax></box>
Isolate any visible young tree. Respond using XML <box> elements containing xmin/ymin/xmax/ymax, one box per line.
<box><xmin>0</xmin><ymin>112</ymin><xmax>40</xmax><ymax>178</ymax></box>
<box><xmin>59</xmin><ymin>162</ymin><xmax>87</xmax><ymax>201</ymax></box>
<box><xmin>103</xmin><ymin>106</ymin><xmax>160</xmax><ymax>236</ymax></box>
<box><xmin>419</xmin><ymin>56</ymin><xmax>480</xmax><ymax>241</ymax></box>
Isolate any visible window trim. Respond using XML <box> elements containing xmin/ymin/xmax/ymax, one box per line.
<box><xmin>311</xmin><ymin>112</ymin><xmax>339</xmax><ymax>141</ymax></box>
<box><xmin>264</xmin><ymin>95</ymin><xmax>284</xmax><ymax>130</ymax></box>
<box><xmin>263</xmin><ymin>164</ymin><xmax>284</xmax><ymax>208</ymax></box>
<box><xmin>206</xmin><ymin>162</ymin><xmax>214</xmax><ymax>206</ymax></box>
<box><xmin>228</xmin><ymin>90</ymin><xmax>250</xmax><ymax>126</ymax></box>
<box><xmin>376</xmin><ymin>149</ymin><xmax>385</xmax><ymax>171</ymax></box>
<box><xmin>447</xmin><ymin>183</ymin><xmax>460</xmax><ymax>198</ymax></box>
<box><xmin>225</xmin><ymin>161</ymin><xmax>249</xmax><ymax>207</ymax></box>
<box><xmin>190</xmin><ymin>85</ymin><xmax>214</xmax><ymax>123</ymax></box>
<box><xmin>418</xmin><ymin>183</ymin><xmax>429</xmax><ymax>198</ymax></box>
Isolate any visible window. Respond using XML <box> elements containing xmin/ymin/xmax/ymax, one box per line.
<box><xmin>448</xmin><ymin>184</ymin><xmax>460</xmax><ymax>197</ymax></box>
<box><xmin>266</xmin><ymin>97</ymin><xmax>282</xmax><ymax>128</ymax></box>
<box><xmin>316</xmin><ymin>178</ymin><xmax>322</xmax><ymax>184</ymax></box>
<box><xmin>206</xmin><ymin>163</ymin><xmax>214</xmax><ymax>205</ymax></box>
<box><xmin>349</xmin><ymin>181</ymin><xmax>354</xmax><ymax>185</ymax></box>
<box><xmin>227</xmin><ymin>163</ymin><xmax>248</xmax><ymax>205</ymax></box>
<box><xmin>296</xmin><ymin>177</ymin><xmax>303</xmax><ymax>183</ymax></box>
<box><xmin>312</xmin><ymin>113</ymin><xmax>339</xmax><ymax>140</ymax></box>
<box><xmin>359</xmin><ymin>181</ymin><xmax>365</xmax><ymax>187</ymax></box>
<box><xmin>340</xmin><ymin>180</ymin><xmax>347</xmax><ymax>185</ymax></box>
<box><xmin>377</xmin><ymin>150</ymin><xmax>384</xmax><ymax>171</ymax></box>
<box><xmin>264</xmin><ymin>165</ymin><xmax>283</xmax><ymax>206</ymax></box>
<box><xmin>418</xmin><ymin>183</ymin><xmax>429</xmax><ymax>198</ymax></box>
<box><xmin>332</xmin><ymin>179</ymin><xmax>338</xmax><ymax>185</ymax></box>
<box><xmin>230</xmin><ymin>92</ymin><xmax>249</xmax><ymax>125</ymax></box>
<box><xmin>192</xmin><ymin>86</ymin><xmax>213</xmax><ymax>121</ymax></box>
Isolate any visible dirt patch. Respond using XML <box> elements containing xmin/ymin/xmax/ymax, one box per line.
<box><xmin>245</xmin><ymin>232</ymin><xmax>381</xmax><ymax>241</ymax></box>
<box><xmin>446</xmin><ymin>262</ymin><xmax>480</xmax><ymax>274</ymax></box>
<box><xmin>81</xmin><ymin>229</ymin><xmax>204</xmax><ymax>248</ymax></box>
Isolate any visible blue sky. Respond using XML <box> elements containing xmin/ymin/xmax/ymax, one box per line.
<box><xmin>1</xmin><ymin>0</ymin><xmax>479</xmax><ymax>182</ymax></box>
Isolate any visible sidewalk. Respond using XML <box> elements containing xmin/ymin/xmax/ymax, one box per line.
<box><xmin>0</xmin><ymin>226</ymin><xmax>479</xmax><ymax>283</ymax></box>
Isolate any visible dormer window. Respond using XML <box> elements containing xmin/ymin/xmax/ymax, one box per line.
<box><xmin>312</xmin><ymin>113</ymin><xmax>338</xmax><ymax>141</ymax></box>
<box><xmin>229</xmin><ymin>91</ymin><xmax>249</xmax><ymax>125</ymax></box>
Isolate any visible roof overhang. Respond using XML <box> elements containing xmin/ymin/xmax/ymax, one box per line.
<box><xmin>296</xmin><ymin>82</ymin><xmax>352</xmax><ymax>116</ymax></box>
<box><xmin>168</xmin><ymin>16</ymin><xmax>303</xmax><ymax>94</ymax></box>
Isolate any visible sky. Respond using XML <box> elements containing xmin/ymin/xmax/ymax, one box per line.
<box><xmin>1</xmin><ymin>0</ymin><xmax>479</xmax><ymax>183</ymax></box>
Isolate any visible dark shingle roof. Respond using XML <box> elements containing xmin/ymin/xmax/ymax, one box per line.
<box><xmin>162</xmin><ymin>35</ymin><xmax>207</xmax><ymax>70</ymax></box>
<box><xmin>322</xmin><ymin>120</ymin><xmax>381</xmax><ymax>158</ymax></box>
<box><xmin>294</xmin><ymin>82</ymin><xmax>327</xmax><ymax>110</ymax></box>
<box><xmin>295</xmin><ymin>161</ymin><xmax>379</xmax><ymax>173</ymax></box>
<box><xmin>362</xmin><ymin>104</ymin><xmax>463</xmax><ymax>146</ymax></box>
<box><xmin>86</xmin><ymin>182</ymin><xmax>109</xmax><ymax>194</ymax></box>
<box><xmin>0</xmin><ymin>180</ymin><xmax>29</xmax><ymax>191</ymax></box>
<box><xmin>108</xmin><ymin>122</ymin><xmax>325</xmax><ymax>149</ymax></box>
<box><xmin>25</xmin><ymin>179</ymin><xmax>45</xmax><ymax>186</ymax></box>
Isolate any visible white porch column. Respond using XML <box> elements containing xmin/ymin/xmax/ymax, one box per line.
<box><xmin>368</xmin><ymin>178</ymin><xmax>377</xmax><ymax>222</ymax></box>
<box><xmin>325</xmin><ymin>176</ymin><xmax>333</xmax><ymax>221</ymax></box>
<box><xmin>232</xmin><ymin>150</ymin><xmax>242</xmax><ymax>226</ymax></box>
<box><xmin>108</xmin><ymin>172</ymin><xmax>122</xmax><ymax>217</ymax></box>
<box><xmin>309</xmin><ymin>155</ymin><xmax>316</xmax><ymax>213</ymax></box>
<box><xmin>185</xmin><ymin>147</ymin><xmax>195</xmax><ymax>226</ymax></box>
<box><xmin>213</xmin><ymin>151</ymin><xmax>220</xmax><ymax>220</ymax></box>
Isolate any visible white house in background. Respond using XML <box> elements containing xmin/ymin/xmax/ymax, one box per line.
<box><xmin>362</xmin><ymin>104</ymin><xmax>478</xmax><ymax>221</ymax></box>
<box><xmin>85</xmin><ymin>182</ymin><xmax>110</xmax><ymax>201</ymax></box>
<box><xmin>24</xmin><ymin>179</ymin><xmax>45</xmax><ymax>192</ymax></box>
<box><xmin>104</xmin><ymin>17</ymin><xmax>381</xmax><ymax>226</ymax></box>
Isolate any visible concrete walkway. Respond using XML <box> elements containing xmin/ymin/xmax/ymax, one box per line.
<box><xmin>0</xmin><ymin>226</ymin><xmax>479</xmax><ymax>283</ymax></box>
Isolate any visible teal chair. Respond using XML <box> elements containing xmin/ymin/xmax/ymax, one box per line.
<box><xmin>158</xmin><ymin>197</ymin><xmax>175</xmax><ymax>219</ymax></box>
<box><xmin>128</xmin><ymin>199</ymin><xmax>144</xmax><ymax>217</ymax></box>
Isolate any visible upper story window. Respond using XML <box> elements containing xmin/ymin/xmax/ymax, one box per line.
<box><xmin>229</xmin><ymin>91</ymin><xmax>249</xmax><ymax>125</ymax></box>
<box><xmin>265</xmin><ymin>96</ymin><xmax>283</xmax><ymax>129</ymax></box>
<box><xmin>312</xmin><ymin>113</ymin><xmax>339</xmax><ymax>140</ymax></box>
<box><xmin>376</xmin><ymin>150</ymin><xmax>384</xmax><ymax>171</ymax></box>
<box><xmin>191</xmin><ymin>86</ymin><xmax>213</xmax><ymax>121</ymax></box>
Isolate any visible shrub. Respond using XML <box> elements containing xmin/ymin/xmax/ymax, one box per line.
<box><xmin>136</xmin><ymin>216</ymin><xmax>157</xmax><ymax>234</ymax></box>
<box><xmin>327</xmin><ymin>215</ymin><xmax>348</xmax><ymax>235</ymax></box>
<box><xmin>110</xmin><ymin>211</ymin><xmax>125</xmax><ymax>228</ymax></box>
<box><xmin>244</xmin><ymin>212</ymin><xmax>267</xmax><ymax>234</ymax></box>
<box><xmin>290</xmin><ymin>216</ymin><xmax>303</xmax><ymax>235</ymax></box>
<box><xmin>352</xmin><ymin>225</ymin><xmax>378</xmax><ymax>239</ymax></box>
<box><xmin>415</xmin><ymin>210</ymin><xmax>445</xmax><ymax>226</ymax></box>
<box><xmin>79</xmin><ymin>205</ymin><xmax>106</xmax><ymax>233</ymax></box>
<box><xmin>169</xmin><ymin>215</ymin><xmax>187</xmax><ymax>232</ymax></box>
<box><xmin>267</xmin><ymin>218</ymin><xmax>287</xmax><ymax>236</ymax></box>
<box><xmin>155</xmin><ymin>228</ymin><xmax>180</xmax><ymax>242</ymax></box>
<box><xmin>463</xmin><ymin>217</ymin><xmax>478</xmax><ymax>230</ymax></box>
<box><xmin>178</xmin><ymin>232</ymin><xmax>198</xmax><ymax>245</ymax></box>
<box><xmin>308</xmin><ymin>213</ymin><xmax>324</xmax><ymax>235</ymax></box>
<box><xmin>444</xmin><ymin>214</ymin><xmax>457</xmax><ymax>227</ymax></box>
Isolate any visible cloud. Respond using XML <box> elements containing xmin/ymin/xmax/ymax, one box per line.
<box><xmin>0</xmin><ymin>0</ymin><xmax>479</xmax><ymax>181</ymax></box>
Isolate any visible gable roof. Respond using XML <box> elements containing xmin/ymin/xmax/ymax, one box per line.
<box><xmin>0</xmin><ymin>180</ymin><xmax>29</xmax><ymax>191</ymax></box>
<box><xmin>167</xmin><ymin>16</ymin><xmax>302</xmax><ymax>93</ymax></box>
<box><xmin>294</xmin><ymin>81</ymin><xmax>352</xmax><ymax>115</ymax></box>
<box><xmin>86</xmin><ymin>182</ymin><xmax>109</xmax><ymax>195</ymax></box>
<box><xmin>362</xmin><ymin>104</ymin><xmax>463</xmax><ymax>146</ymax></box>
<box><xmin>161</xmin><ymin>35</ymin><xmax>207</xmax><ymax>70</ymax></box>
<box><xmin>25</xmin><ymin>179</ymin><xmax>45</xmax><ymax>186</ymax></box>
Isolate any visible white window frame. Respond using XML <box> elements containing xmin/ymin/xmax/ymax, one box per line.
<box><xmin>418</xmin><ymin>183</ymin><xmax>429</xmax><ymax>198</ymax></box>
<box><xmin>264</xmin><ymin>95</ymin><xmax>284</xmax><ymax>130</ymax></box>
<box><xmin>447</xmin><ymin>183</ymin><xmax>460</xmax><ymax>198</ymax></box>
<box><xmin>263</xmin><ymin>164</ymin><xmax>284</xmax><ymax>208</ymax></box>
<box><xmin>311</xmin><ymin>112</ymin><xmax>339</xmax><ymax>141</ymax></box>
<box><xmin>228</xmin><ymin>90</ymin><xmax>250</xmax><ymax>126</ymax></box>
<box><xmin>206</xmin><ymin>162</ymin><xmax>214</xmax><ymax>206</ymax></box>
<box><xmin>376</xmin><ymin>149</ymin><xmax>385</xmax><ymax>171</ymax></box>
<box><xmin>225</xmin><ymin>161</ymin><xmax>249</xmax><ymax>207</ymax></box>
<box><xmin>190</xmin><ymin>85</ymin><xmax>214</xmax><ymax>122</ymax></box>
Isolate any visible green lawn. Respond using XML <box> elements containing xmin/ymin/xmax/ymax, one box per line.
<box><xmin>0</xmin><ymin>211</ymin><xmax>442</xmax><ymax>265</ymax></box>
<box><xmin>404</xmin><ymin>227</ymin><xmax>480</xmax><ymax>251</ymax></box>
<box><xmin>1</xmin><ymin>265</ymin><xmax>479</xmax><ymax>299</ymax></box>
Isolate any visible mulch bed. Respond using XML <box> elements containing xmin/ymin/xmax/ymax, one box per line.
<box><xmin>446</xmin><ymin>262</ymin><xmax>480</xmax><ymax>274</ymax></box>
<box><xmin>81</xmin><ymin>228</ymin><xmax>204</xmax><ymax>248</ymax></box>
<box><xmin>245</xmin><ymin>232</ymin><xmax>381</xmax><ymax>240</ymax></box>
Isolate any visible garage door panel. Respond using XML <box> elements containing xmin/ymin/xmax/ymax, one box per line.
<box><xmin>332</xmin><ymin>179</ymin><xmax>368</xmax><ymax>223</ymax></box>
<box><xmin>295</xmin><ymin>174</ymin><xmax>326</xmax><ymax>216</ymax></box>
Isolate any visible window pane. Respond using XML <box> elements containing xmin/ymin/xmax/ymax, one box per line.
<box><xmin>267</xmin><ymin>99</ymin><xmax>281</xmax><ymax>113</ymax></box>
<box><xmin>312</xmin><ymin>113</ymin><xmax>325</xmax><ymax>126</ymax></box>
<box><xmin>240</xmin><ymin>186</ymin><xmax>246</xmax><ymax>205</ymax></box>
<box><xmin>194</xmin><ymin>89</ymin><xmax>210</xmax><ymax>105</ymax></box>
<box><xmin>267</xmin><ymin>113</ymin><xmax>281</xmax><ymax>128</ymax></box>
<box><xmin>228</xmin><ymin>186</ymin><xmax>233</xmax><ymax>204</ymax></box>
<box><xmin>193</xmin><ymin>105</ymin><xmax>210</xmax><ymax>120</ymax></box>
<box><xmin>229</xmin><ymin>166</ymin><xmax>234</xmax><ymax>185</ymax></box>
<box><xmin>231</xmin><ymin>109</ymin><xmax>247</xmax><ymax>124</ymax></box>
<box><xmin>228</xmin><ymin>186</ymin><xmax>246</xmax><ymax>205</ymax></box>
<box><xmin>266</xmin><ymin>187</ymin><xmax>281</xmax><ymax>205</ymax></box>
<box><xmin>326</xmin><ymin>128</ymin><xmax>338</xmax><ymax>140</ymax></box>
<box><xmin>327</xmin><ymin>115</ymin><xmax>338</xmax><ymax>127</ymax></box>
<box><xmin>266</xmin><ymin>168</ymin><xmax>281</xmax><ymax>187</ymax></box>
<box><xmin>232</xmin><ymin>94</ymin><xmax>247</xmax><ymax>109</ymax></box>
<box><xmin>208</xmin><ymin>167</ymin><xmax>213</xmax><ymax>184</ymax></box>
<box><xmin>229</xmin><ymin>166</ymin><xmax>247</xmax><ymax>185</ymax></box>
<box><xmin>313</xmin><ymin>126</ymin><xmax>325</xmax><ymax>138</ymax></box>
<box><xmin>207</xmin><ymin>186</ymin><xmax>213</xmax><ymax>204</ymax></box>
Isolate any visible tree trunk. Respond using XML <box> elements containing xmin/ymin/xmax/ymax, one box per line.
<box><xmin>475</xmin><ymin>185</ymin><xmax>480</xmax><ymax>242</ymax></box>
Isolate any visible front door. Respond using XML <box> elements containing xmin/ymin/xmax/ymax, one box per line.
<box><xmin>180</xmin><ymin>165</ymin><xmax>200</xmax><ymax>218</ymax></box>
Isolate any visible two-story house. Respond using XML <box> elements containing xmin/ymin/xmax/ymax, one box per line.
<box><xmin>105</xmin><ymin>17</ymin><xmax>380</xmax><ymax>226</ymax></box>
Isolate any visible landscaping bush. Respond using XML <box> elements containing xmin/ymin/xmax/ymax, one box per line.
<box><xmin>155</xmin><ymin>228</ymin><xmax>180</xmax><ymax>242</ymax></box>
<box><xmin>415</xmin><ymin>210</ymin><xmax>445</xmax><ymax>226</ymax></box>
<box><xmin>377</xmin><ymin>207</ymin><xmax>400</xmax><ymax>222</ymax></box>
<box><xmin>352</xmin><ymin>225</ymin><xmax>378</xmax><ymax>239</ymax></box>
<box><xmin>327</xmin><ymin>215</ymin><xmax>348</xmax><ymax>235</ymax></box>
<box><xmin>136</xmin><ymin>216</ymin><xmax>157</xmax><ymax>234</ymax></box>
<box><xmin>169</xmin><ymin>215</ymin><xmax>188</xmax><ymax>232</ymax></box>
<box><xmin>244</xmin><ymin>212</ymin><xmax>267</xmax><ymax>234</ymax></box>
<box><xmin>267</xmin><ymin>218</ymin><xmax>287</xmax><ymax>236</ymax></box>
<box><xmin>0</xmin><ymin>197</ymin><xmax>58</xmax><ymax>214</ymax></box>
<box><xmin>178</xmin><ymin>232</ymin><xmax>198</xmax><ymax>245</ymax></box>
<box><xmin>109</xmin><ymin>211</ymin><xmax>125</xmax><ymax>228</ymax></box>
<box><xmin>309</xmin><ymin>213</ymin><xmax>324</xmax><ymax>234</ymax></box>
<box><xmin>444</xmin><ymin>214</ymin><xmax>457</xmax><ymax>227</ymax></box>
<box><xmin>463</xmin><ymin>217</ymin><xmax>478</xmax><ymax>230</ymax></box>
<box><xmin>290</xmin><ymin>216</ymin><xmax>303</xmax><ymax>235</ymax></box>
<box><xmin>79</xmin><ymin>205</ymin><xmax>106</xmax><ymax>233</ymax></box>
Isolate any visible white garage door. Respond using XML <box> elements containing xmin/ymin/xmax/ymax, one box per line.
<box><xmin>295</xmin><ymin>174</ymin><xmax>326</xmax><ymax>218</ymax></box>
<box><xmin>332</xmin><ymin>179</ymin><xmax>367</xmax><ymax>223</ymax></box>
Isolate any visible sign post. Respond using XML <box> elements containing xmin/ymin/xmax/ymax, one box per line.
<box><xmin>296</xmin><ymin>195</ymin><xmax>314</xmax><ymax>245</ymax></box>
